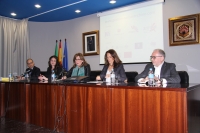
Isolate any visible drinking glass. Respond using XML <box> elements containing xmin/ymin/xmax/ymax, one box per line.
<box><xmin>115</xmin><ymin>74</ymin><xmax>120</xmax><ymax>84</ymax></box>
<box><xmin>13</xmin><ymin>72</ymin><xmax>18</xmax><ymax>81</ymax></box>
<box><xmin>154</xmin><ymin>74</ymin><xmax>160</xmax><ymax>84</ymax></box>
<box><xmin>25</xmin><ymin>73</ymin><xmax>30</xmax><ymax>82</ymax></box>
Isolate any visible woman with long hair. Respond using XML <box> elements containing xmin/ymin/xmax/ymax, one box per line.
<box><xmin>96</xmin><ymin>49</ymin><xmax>127</xmax><ymax>82</ymax></box>
<box><xmin>38</xmin><ymin>55</ymin><xmax>62</xmax><ymax>81</ymax></box>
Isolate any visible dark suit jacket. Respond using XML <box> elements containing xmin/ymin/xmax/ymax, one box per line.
<box><xmin>45</xmin><ymin>66</ymin><xmax>63</xmax><ymax>81</ymax></box>
<box><xmin>100</xmin><ymin>64</ymin><xmax>127</xmax><ymax>82</ymax></box>
<box><xmin>26</xmin><ymin>66</ymin><xmax>40</xmax><ymax>80</ymax></box>
<box><xmin>67</xmin><ymin>64</ymin><xmax>91</xmax><ymax>78</ymax></box>
<box><xmin>135</xmin><ymin>62</ymin><xmax>181</xmax><ymax>83</ymax></box>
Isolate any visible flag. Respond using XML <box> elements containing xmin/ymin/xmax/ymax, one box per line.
<box><xmin>54</xmin><ymin>40</ymin><xmax>58</xmax><ymax>57</ymax></box>
<box><xmin>58</xmin><ymin>40</ymin><xmax>63</xmax><ymax>66</ymax></box>
<box><xmin>63</xmin><ymin>39</ymin><xmax>68</xmax><ymax>70</ymax></box>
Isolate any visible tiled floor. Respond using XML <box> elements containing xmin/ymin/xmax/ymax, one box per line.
<box><xmin>0</xmin><ymin>117</ymin><xmax>60</xmax><ymax>133</ymax></box>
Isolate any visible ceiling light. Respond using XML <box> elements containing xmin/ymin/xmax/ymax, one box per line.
<box><xmin>11</xmin><ymin>13</ymin><xmax>16</xmax><ymax>16</ymax></box>
<box><xmin>110</xmin><ymin>0</ymin><xmax>116</xmax><ymax>4</ymax></box>
<box><xmin>35</xmin><ymin>4</ymin><xmax>41</xmax><ymax>8</ymax></box>
<box><xmin>75</xmin><ymin>10</ymin><xmax>81</xmax><ymax>13</ymax></box>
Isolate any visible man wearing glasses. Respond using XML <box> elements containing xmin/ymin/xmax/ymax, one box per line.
<box><xmin>135</xmin><ymin>49</ymin><xmax>180</xmax><ymax>84</ymax></box>
<box><xmin>20</xmin><ymin>58</ymin><xmax>41</xmax><ymax>80</ymax></box>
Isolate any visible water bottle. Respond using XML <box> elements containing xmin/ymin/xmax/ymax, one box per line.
<box><xmin>25</xmin><ymin>73</ymin><xmax>30</xmax><ymax>82</ymax></box>
<box><xmin>148</xmin><ymin>68</ymin><xmax>154</xmax><ymax>86</ymax></box>
<box><xmin>51</xmin><ymin>70</ymin><xmax>55</xmax><ymax>82</ymax></box>
<box><xmin>110</xmin><ymin>69</ymin><xmax>115</xmax><ymax>83</ymax></box>
<box><xmin>8</xmin><ymin>73</ymin><xmax>12</xmax><ymax>82</ymax></box>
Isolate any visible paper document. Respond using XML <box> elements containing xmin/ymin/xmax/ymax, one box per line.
<box><xmin>87</xmin><ymin>81</ymin><xmax>103</xmax><ymax>84</ymax></box>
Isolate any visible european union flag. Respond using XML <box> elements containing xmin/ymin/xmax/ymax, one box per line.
<box><xmin>63</xmin><ymin>39</ymin><xmax>68</xmax><ymax>71</ymax></box>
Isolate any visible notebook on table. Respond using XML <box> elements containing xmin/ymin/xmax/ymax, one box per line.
<box><xmin>63</xmin><ymin>76</ymin><xmax>89</xmax><ymax>83</ymax></box>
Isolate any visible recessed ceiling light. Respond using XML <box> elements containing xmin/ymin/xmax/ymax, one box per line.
<box><xmin>11</xmin><ymin>13</ymin><xmax>16</xmax><ymax>16</ymax></box>
<box><xmin>35</xmin><ymin>4</ymin><xmax>41</xmax><ymax>8</ymax></box>
<box><xmin>75</xmin><ymin>10</ymin><xmax>81</xmax><ymax>13</ymax></box>
<box><xmin>110</xmin><ymin>0</ymin><xmax>116</xmax><ymax>4</ymax></box>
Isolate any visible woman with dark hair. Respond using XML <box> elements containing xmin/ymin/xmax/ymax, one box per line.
<box><xmin>62</xmin><ymin>53</ymin><xmax>91</xmax><ymax>79</ymax></box>
<box><xmin>96</xmin><ymin>49</ymin><xmax>127</xmax><ymax>82</ymax></box>
<box><xmin>38</xmin><ymin>55</ymin><xmax>62</xmax><ymax>81</ymax></box>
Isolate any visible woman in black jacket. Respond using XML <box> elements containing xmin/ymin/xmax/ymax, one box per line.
<box><xmin>96</xmin><ymin>49</ymin><xmax>127</xmax><ymax>82</ymax></box>
<box><xmin>63</xmin><ymin>53</ymin><xmax>91</xmax><ymax>79</ymax></box>
<box><xmin>38</xmin><ymin>55</ymin><xmax>62</xmax><ymax>81</ymax></box>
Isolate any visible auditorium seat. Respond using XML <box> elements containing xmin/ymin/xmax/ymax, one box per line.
<box><xmin>89</xmin><ymin>70</ymin><xmax>101</xmax><ymax>81</ymax></box>
<box><xmin>125</xmin><ymin>71</ymin><xmax>138</xmax><ymax>82</ymax></box>
<box><xmin>40</xmin><ymin>71</ymin><xmax>46</xmax><ymax>76</ymax></box>
<box><xmin>177</xmin><ymin>71</ymin><xmax>189</xmax><ymax>84</ymax></box>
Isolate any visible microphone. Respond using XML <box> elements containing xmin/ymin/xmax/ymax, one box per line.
<box><xmin>21</xmin><ymin>69</ymin><xmax>31</xmax><ymax>77</ymax></box>
<box><xmin>57</xmin><ymin>68</ymin><xmax>65</xmax><ymax>79</ymax></box>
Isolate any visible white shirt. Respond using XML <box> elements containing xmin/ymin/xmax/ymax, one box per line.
<box><xmin>154</xmin><ymin>61</ymin><xmax>167</xmax><ymax>84</ymax></box>
<box><xmin>106</xmin><ymin>70</ymin><xmax>111</xmax><ymax>82</ymax></box>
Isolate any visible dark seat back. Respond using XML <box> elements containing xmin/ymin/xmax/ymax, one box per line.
<box><xmin>90</xmin><ymin>70</ymin><xmax>102</xmax><ymax>81</ymax></box>
<box><xmin>178</xmin><ymin>71</ymin><xmax>189</xmax><ymax>84</ymax></box>
<box><xmin>40</xmin><ymin>71</ymin><xmax>46</xmax><ymax>76</ymax></box>
<box><xmin>125</xmin><ymin>71</ymin><xmax>138</xmax><ymax>82</ymax></box>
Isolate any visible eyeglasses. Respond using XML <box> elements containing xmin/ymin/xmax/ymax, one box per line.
<box><xmin>27</xmin><ymin>62</ymin><xmax>33</xmax><ymax>65</ymax></box>
<box><xmin>75</xmin><ymin>59</ymin><xmax>82</xmax><ymax>61</ymax></box>
<box><xmin>150</xmin><ymin>56</ymin><xmax>163</xmax><ymax>59</ymax></box>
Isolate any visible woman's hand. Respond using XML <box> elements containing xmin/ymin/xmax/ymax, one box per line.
<box><xmin>38</xmin><ymin>75</ymin><xmax>43</xmax><ymax>80</ymax></box>
<box><xmin>105</xmin><ymin>74</ymin><xmax>110</xmax><ymax>79</ymax></box>
<box><xmin>17</xmin><ymin>76</ymin><xmax>24</xmax><ymax>80</ymax></box>
<box><xmin>38</xmin><ymin>74</ymin><xmax>48</xmax><ymax>81</ymax></box>
<box><xmin>142</xmin><ymin>76</ymin><xmax>149</xmax><ymax>82</ymax></box>
<box><xmin>61</xmin><ymin>76</ymin><xmax>67</xmax><ymax>80</ymax></box>
<box><xmin>96</xmin><ymin>75</ymin><xmax>101</xmax><ymax>81</ymax></box>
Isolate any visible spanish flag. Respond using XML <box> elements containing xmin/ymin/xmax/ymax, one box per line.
<box><xmin>58</xmin><ymin>40</ymin><xmax>63</xmax><ymax>66</ymax></box>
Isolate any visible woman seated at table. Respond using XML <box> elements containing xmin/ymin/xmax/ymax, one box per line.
<box><xmin>96</xmin><ymin>49</ymin><xmax>127</xmax><ymax>82</ymax></box>
<box><xmin>38</xmin><ymin>55</ymin><xmax>62</xmax><ymax>81</ymax></box>
<box><xmin>62</xmin><ymin>53</ymin><xmax>91</xmax><ymax>79</ymax></box>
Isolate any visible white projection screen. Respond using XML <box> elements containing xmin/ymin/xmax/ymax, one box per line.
<box><xmin>98</xmin><ymin>0</ymin><xmax>164</xmax><ymax>64</ymax></box>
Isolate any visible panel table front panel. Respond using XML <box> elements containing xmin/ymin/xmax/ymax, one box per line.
<box><xmin>0</xmin><ymin>82</ymin><xmax>188</xmax><ymax>133</ymax></box>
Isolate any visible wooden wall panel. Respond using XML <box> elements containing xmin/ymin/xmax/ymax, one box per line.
<box><xmin>140</xmin><ymin>89</ymin><xmax>161</xmax><ymax>133</ymax></box>
<box><xmin>160</xmin><ymin>89</ymin><xmax>187</xmax><ymax>133</ymax></box>
<box><xmin>0</xmin><ymin>82</ymin><xmax>188</xmax><ymax>133</ymax></box>
<box><xmin>55</xmin><ymin>85</ymin><xmax>67</xmax><ymax>133</ymax></box>
<box><xmin>85</xmin><ymin>87</ymin><xmax>109</xmax><ymax>133</ymax></box>
<box><xmin>65</xmin><ymin>85</ymin><xmax>86</xmax><ymax>133</ymax></box>
<box><xmin>110</xmin><ymin>88</ymin><xmax>126</xmax><ymax>133</ymax></box>
<box><xmin>26</xmin><ymin>84</ymin><xmax>30</xmax><ymax>123</ymax></box>
<box><xmin>126</xmin><ymin>88</ymin><xmax>161</xmax><ymax>133</ymax></box>
<box><xmin>0</xmin><ymin>83</ymin><xmax>5</xmax><ymax>116</ymax></box>
<box><xmin>4</xmin><ymin>82</ymin><xmax>26</xmax><ymax>122</ymax></box>
<box><xmin>28</xmin><ymin>84</ymin><xmax>59</xmax><ymax>130</ymax></box>
<box><xmin>125</xmin><ymin>88</ymin><xmax>143</xmax><ymax>132</ymax></box>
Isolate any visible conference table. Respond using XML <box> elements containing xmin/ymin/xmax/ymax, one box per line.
<box><xmin>0</xmin><ymin>80</ymin><xmax>200</xmax><ymax>133</ymax></box>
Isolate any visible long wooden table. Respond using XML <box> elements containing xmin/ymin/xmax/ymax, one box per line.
<box><xmin>0</xmin><ymin>81</ymin><xmax>200</xmax><ymax>133</ymax></box>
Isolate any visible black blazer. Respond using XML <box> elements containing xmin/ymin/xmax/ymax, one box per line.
<box><xmin>45</xmin><ymin>66</ymin><xmax>63</xmax><ymax>80</ymax></box>
<box><xmin>26</xmin><ymin>66</ymin><xmax>40</xmax><ymax>80</ymax></box>
<box><xmin>67</xmin><ymin>64</ymin><xmax>91</xmax><ymax>78</ymax></box>
<box><xmin>100</xmin><ymin>64</ymin><xmax>127</xmax><ymax>82</ymax></box>
<box><xmin>135</xmin><ymin>62</ymin><xmax>181</xmax><ymax>83</ymax></box>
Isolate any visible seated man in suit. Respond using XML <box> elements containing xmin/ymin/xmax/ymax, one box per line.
<box><xmin>135</xmin><ymin>49</ymin><xmax>180</xmax><ymax>84</ymax></box>
<box><xmin>19</xmin><ymin>58</ymin><xmax>41</xmax><ymax>80</ymax></box>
